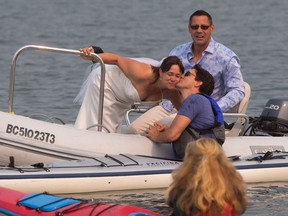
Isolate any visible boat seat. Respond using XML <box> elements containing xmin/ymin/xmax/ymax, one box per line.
<box><xmin>224</xmin><ymin>82</ymin><xmax>251</xmax><ymax>137</ymax></box>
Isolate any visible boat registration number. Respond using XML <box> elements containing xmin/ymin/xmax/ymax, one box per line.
<box><xmin>6</xmin><ymin>124</ymin><xmax>55</xmax><ymax>144</ymax></box>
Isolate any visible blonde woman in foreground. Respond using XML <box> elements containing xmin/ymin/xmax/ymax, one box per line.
<box><xmin>166</xmin><ymin>138</ymin><xmax>248</xmax><ymax>216</ymax></box>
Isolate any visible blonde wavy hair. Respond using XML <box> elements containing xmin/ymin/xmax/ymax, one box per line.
<box><xmin>166</xmin><ymin>138</ymin><xmax>247</xmax><ymax>216</ymax></box>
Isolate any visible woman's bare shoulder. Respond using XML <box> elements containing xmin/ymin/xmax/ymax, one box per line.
<box><xmin>127</xmin><ymin>60</ymin><xmax>153</xmax><ymax>78</ymax></box>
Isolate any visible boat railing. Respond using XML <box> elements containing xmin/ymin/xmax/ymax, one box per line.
<box><xmin>8</xmin><ymin>45</ymin><xmax>106</xmax><ymax>132</ymax></box>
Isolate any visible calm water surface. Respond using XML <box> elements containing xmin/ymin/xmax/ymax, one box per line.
<box><xmin>1</xmin><ymin>1</ymin><xmax>288</xmax><ymax>215</ymax></box>
<box><xmin>69</xmin><ymin>183</ymin><xmax>288</xmax><ymax>216</ymax></box>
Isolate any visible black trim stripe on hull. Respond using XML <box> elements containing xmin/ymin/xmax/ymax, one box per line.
<box><xmin>1</xmin><ymin>162</ymin><xmax>288</xmax><ymax>180</ymax></box>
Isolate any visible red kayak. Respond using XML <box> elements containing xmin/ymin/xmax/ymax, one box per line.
<box><xmin>0</xmin><ymin>187</ymin><xmax>162</xmax><ymax>216</ymax></box>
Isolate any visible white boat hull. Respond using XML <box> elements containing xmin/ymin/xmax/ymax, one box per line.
<box><xmin>1</xmin><ymin>153</ymin><xmax>288</xmax><ymax>194</ymax></box>
<box><xmin>1</xmin><ymin>111</ymin><xmax>288</xmax><ymax>166</ymax></box>
<box><xmin>0</xmin><ymin>111</ymin><xmax>174</xmax><ymax>165</ymax></box>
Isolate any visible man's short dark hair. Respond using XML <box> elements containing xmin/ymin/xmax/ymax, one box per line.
<box><xmin>189</xmin><ymin>10</ymin><xmax>213</xmax><ymax>25</ymax></box>
<box><xmin>193</xmin><ymin>64</ymin><xmax>214</xmax><ymax>95</ymax></box>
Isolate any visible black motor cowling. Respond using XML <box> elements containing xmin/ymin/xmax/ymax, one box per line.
<box><xmin>256</xmin><ymin>97</ymin><xmax>288</xmax><ymax>136</ymax></box>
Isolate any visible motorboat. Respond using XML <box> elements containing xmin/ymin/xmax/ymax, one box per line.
<box><xmin>1</xmin><ymin>45</ymin><xmax>288</xmax><ymax>194</ymax></box>
<box><xmin>0</xmin><ymin>186</ymin><xmax>162</xmax><ymax>215</ymax></box>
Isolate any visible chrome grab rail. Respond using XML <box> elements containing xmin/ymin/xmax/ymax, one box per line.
<box><xmin>8</xmin><ymin>45</ymin><xmax>106</xmax><ymax>132</ymax></box>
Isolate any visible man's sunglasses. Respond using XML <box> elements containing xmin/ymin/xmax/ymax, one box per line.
<box><xmin>184</xmin><ymin>71</ymin><xmax>196</xmax><ymax>77</ymax></box>
<box><xmin>184</xmin><ymin>71</ymin><xmax>191</xmax><ymax>76</ymax></box>
<box><xmin>190</xmin><ymin>25</ymin><xmax>210</xmax><ymax>30</ymax></box>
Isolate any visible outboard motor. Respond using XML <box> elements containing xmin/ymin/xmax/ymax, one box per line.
<box><xmin>256</xmin><ymin>97</ymin><xmax>288</xmax><ymax>136</ymax></box>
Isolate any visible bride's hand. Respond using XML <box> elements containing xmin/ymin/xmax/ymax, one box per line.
<box><xmin>79</xmin><ymin>46</ymin><xmax>94</xmax><ymax>61</ymax></box>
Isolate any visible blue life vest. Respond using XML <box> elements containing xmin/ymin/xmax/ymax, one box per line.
<box><xmin>172</xmin><ymin>93</ymin><xmax>225</xmax><ymax>159</ymax></box>
<box><xmin>199</xmin><ymin>93</ymin><xmax>224</xmax><ymax>126</ymax></box>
